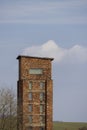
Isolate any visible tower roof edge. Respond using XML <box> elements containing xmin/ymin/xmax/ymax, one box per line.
<box><xmin>16</xmin><ymin>55</ymin><xmax>54</xmax><ymax>61</ymax></box>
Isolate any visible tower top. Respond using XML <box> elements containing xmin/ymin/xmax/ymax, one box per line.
<box><xmin>17</xmin><ymin>55</ymin><xmax>54</xmax><ymax>61</ymax></box>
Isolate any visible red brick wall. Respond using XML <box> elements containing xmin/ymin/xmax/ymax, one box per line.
<box><xmin>17</xmin><ymin>56</ymin><xmax>53</xmax><ymax>130</ymax></box>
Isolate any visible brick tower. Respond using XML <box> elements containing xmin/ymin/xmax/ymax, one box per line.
<box><xmin>17</xmin><ymin>55</ymin><xmax>54</xmax><ymax>130</ymax></box>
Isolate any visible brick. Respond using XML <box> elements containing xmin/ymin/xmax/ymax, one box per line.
<box><xmin>17</xmin><ymin>56</ymin><xmax>54</xmax><ymax>130</ymax></box>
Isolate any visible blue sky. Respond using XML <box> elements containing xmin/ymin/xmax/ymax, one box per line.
<box><xmin>0</xmin><ymin>0</ymin><xmax>87</xmax><ymax>122</ymax></box>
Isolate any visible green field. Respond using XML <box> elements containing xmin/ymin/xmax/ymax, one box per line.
<box><xmin>0</xmin><ymin>119</ymin><xmax>87</xmax><ymax>130</ymax></box>
<box><xmin>53</xmin><ymin>122</ymin><xmax>87</xmax><ymax>130</ymax></box>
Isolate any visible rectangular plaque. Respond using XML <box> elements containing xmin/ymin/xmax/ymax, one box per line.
<box><xmin>29</xmin><ymin>68</ymin><xmax>43</xmax><ymax>74</ymax></box>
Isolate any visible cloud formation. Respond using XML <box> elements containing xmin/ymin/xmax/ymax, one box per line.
<box><xmin>22</xmin><ymin>40</ymin><xmax>87</xmax><ymax>63</ymax></box>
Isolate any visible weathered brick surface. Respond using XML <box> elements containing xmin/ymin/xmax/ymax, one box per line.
<box><xmin>17</xmin><ymin>56</ymin><xmax>53</xmax><ymax>130</ymax></box>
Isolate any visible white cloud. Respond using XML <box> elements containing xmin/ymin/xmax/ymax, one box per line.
<box><xmin>22</xmin><ymin>40</ymin><xmax>87</xmax><ymax>64</ymax></box>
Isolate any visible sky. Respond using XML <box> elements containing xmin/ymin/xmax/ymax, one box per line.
<box><xmin>0</xmin><ymin>0</ymin><xmax>87</xmax><ymax>122</ymax></box>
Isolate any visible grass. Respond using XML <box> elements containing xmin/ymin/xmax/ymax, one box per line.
<box><xmin>53</xmin><ymin>122</ymin><xmax>87</xmax><ymax>130</ymax></box>
<box><xmin>0</xmin><ymin>119</ymin><xmax>87</xmax><ymax>130</ymax></box>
